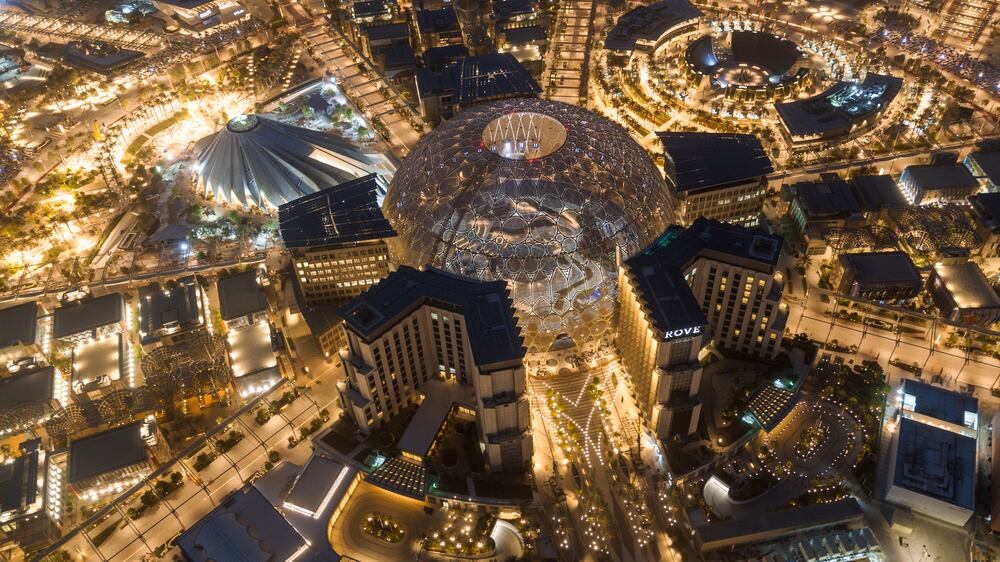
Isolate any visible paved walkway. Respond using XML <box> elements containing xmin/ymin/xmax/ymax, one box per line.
<box><xmin>329</xmin><ymin>481</ymin><xmax>437</xmax><ymax>562</ymax></box>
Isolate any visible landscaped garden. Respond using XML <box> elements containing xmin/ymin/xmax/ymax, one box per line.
<box><xmin>362</xmin><ymin>512</ymin><xmax>405</xmax><ymax>543</ymax></box>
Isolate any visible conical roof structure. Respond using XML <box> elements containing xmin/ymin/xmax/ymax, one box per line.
<box><xmin>193</xmin><ymin>115</ymin><xmax>392</xmax><ymax>210</ymax></box>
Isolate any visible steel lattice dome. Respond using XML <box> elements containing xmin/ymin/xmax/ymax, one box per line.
<box><xmin>385</xmin><ymin>98</ymin><xmax>675</xmax><ymax>352</ymax></box>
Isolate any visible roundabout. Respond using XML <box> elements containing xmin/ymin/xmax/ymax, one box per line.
<box><xmin>765</xmin><ymin>400</ymin><xmax>863</xmax><ymax>479</ymax></box>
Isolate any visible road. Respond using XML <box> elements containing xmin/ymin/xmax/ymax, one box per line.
<box><xmin>543</xmin><ymin>0</ymin><xmax>595</xmax><ymax>105</ymax></box>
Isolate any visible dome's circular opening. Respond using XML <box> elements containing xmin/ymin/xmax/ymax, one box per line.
<box><xmin>482</xmin><ymin>112</ymin><xmax>567</xmax><ymax>160</ymax></box>
<box><xmin>226</xmin><ymin>114</ymin><xmax>260</xmax><ymax>132</ymax></box>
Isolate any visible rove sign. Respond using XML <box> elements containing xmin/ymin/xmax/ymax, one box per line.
<box><xmin>663</xmin><ymin>326</ymin><xmax>703</xmax><ymax>341</ymax></box>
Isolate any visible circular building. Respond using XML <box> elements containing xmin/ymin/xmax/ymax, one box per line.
<box><xmin>193</xmin><ymin>114</ymin><xmax>393</xmax><ymax>211</ymax></box>
<box><xmin>384</xmin><ymin>98</ymin><xmax>674</xmax><ymax>352</ymax></box>
<box><xmin>685</xmin><ymin>31</ymin><xmax>811</xmax><ymax>101</ymax></box>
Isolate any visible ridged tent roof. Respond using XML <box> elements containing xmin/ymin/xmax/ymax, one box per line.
<box><xmin>193</xmin><ymin>115</ymin><xmax>391</xmax><ymax>210</ymax></box>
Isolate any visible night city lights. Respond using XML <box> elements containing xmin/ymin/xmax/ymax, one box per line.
<box><xmin>0</xmin><ymin>0</ymin><xmax>999</xmax><ymax>561</ymax></box>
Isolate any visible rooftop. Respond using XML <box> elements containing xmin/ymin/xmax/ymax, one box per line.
<box><xmin>0</xmin><ymin>301</ymin><xmax>38</xmax><ymax>350</ymax></box>
<box><xmin>178</xmin><ymin>484</ymin><xmax>307</xmax><ymax>562</ymax></box>
<box><xmin>658</xmin><ymin>132</ymin><xmax>772</xmax><ymax>193</ymax></box>
<box><xmin>0</xmin><ymin>443</ymin><xmax>40</xmax><ymax>514</ymax></box>
<box><xmin>787</xmin><ymin>174</ymin><xmax>862</xmax><ymax>219</ymax></box>
<box><xmin>456</xmin><ymin>53</ymin><xmax>541</xmax><ymax>106</ymax></box>
<box><xmin>68</xmin><ymin>421</ymin><xmax>149</xmax><ymax>484</ymax></box>
<box><xmin>284</xmin><ymin>455</ymin><xmax>356</xmax><ymax>518</ymax></box>
<box><xmin>604</xmin><ymin>0</ymin><xmax>703</xmax><ymax>52</ymax></box>
<box><xmin>969</xmin><ymin>192</ymin><xmax>1000</xmax><ymax>233</ymax></box>
<box><xmin>965</xmin><ymin>151</ymin><xmax>1000</xmax><ymax>186</ymax></box>
<box><xmin>933</xmin><ymin>261</ymin><xmax>1000</xmax><ymax>310</ymax></box>
<box><xmin>625</xmin><ymin>218</ymin><xmax>782</xmax><ymax>336</ymax></box>
<box><xmin>138</xmin><ymin>276</ymin><xmax>202</xmax><ymax>343</ymax></box>
<box><xmin>746</xmin><ymin>382</ymin><xmax>797</xmax><ymax>432</ymax></box>
<box><xmin>0</xmin><ymin>365</ymin><xmax>55</xmax><ymax>412</ymax></box>
<box><xmin>217</xmin><ymin>269</ymin><xmax>267</xmax><ymax>321</ymax></box>
<box><xmin>892</xmin><ymin>417</ymin><xmax>975</xmax><ymax>510</ymax></box>
<box><xmin>501</xmin><ymin>25</ymin><xmax>546</xmax><ymax>44</ymax></box>
<box><xmin>902</xmin><ymin>164</ymin><xmax>980</xmax><ymax>191</ymax></box>
<box><xmin>776</xmin><ymin>74</ymin><xmax>902</xmax><ymax>139</ymax></box>
<box><xmin>838</xmin><ymin>251</ymin><xmax>921</xmax><ymax>286</ymax></box>
<box><xmin>352</xmin><ymin>0</ymin><xmax>390</xmax><ymax>20</ymax></box>
<box><xmin>53</xmin><ymin>293</ymin><xmax>124</xmax><ymax>339</ymax></box>
<box><xmin>277</xmin><ymin>174</ymin><xmax>395</xmax><ymax>250</ymax></box>
<box><xmin>695</xmin><ymin>498</ymin><xmax>863</xmax><ymax>550</ymax></box>
<box><xmin>494</xmin><ymin>0</ymin><xmax>535</xmax><ymax>22</ymax></box>
<box><xmin>901</xmin><ymin>378</ymin><xmax>978</xmax><ymax>427</ymax></box>
<box><xmin>227</xmin><ymin>321</ymin><xmax>277</xmax><ymax>378</ymax></box>
<box><xmin>416</xmin><ymin>7</ymin><xmax>460</xmax><ymax>34</ymax></box>
<box><xmin>850</xmin><ymin>175</ymin><xmax>907</xmax><ymax>211</ymax></box>
<box><xmin>362</xmin><ymin>22</ymin><xmax>410</xmax><ymax>42</ymax></box>
<box><xmin>71</xmin><ymin>333</ymin><xmax>124</xmax><ymax>392</ymax></box>
<box><xmin>397</xmin><ymin>378</ymin><xmax>476</xmax><ymax>459</ymax></box>
<box><xmin>422</xmin><ymin>44</ymin><xmax>469</xmax><ymax>68</ymax></box>
<box><xmin>340</xmin><ymin>266</ymin><xmax>525</xmax><ymax>367</ymax></box>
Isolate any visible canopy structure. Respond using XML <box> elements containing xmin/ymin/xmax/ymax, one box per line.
<box><xmin>193</xmin><ymin>114</ymin><xmax>393</xmax><ymax>211</ymax></box>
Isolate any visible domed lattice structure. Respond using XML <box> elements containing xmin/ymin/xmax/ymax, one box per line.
<box><xmin>193</xmin><ymin>114</ymin><xmax>393</xmax><ymax>211</ymax></box>
<box><xmin>385</xmin><ymin>98</ymin><xmax>675</xmax><ymax>352</ymax></box>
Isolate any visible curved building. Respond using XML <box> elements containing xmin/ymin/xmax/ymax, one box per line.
<box><xmin>384</xmin><ymin>98</ymin><xmax>675</xmax><ymax>352</ymax></box>
<box><xmin>193</xmin><ymin>115</ymin><xmax>393</xmax><ymax>211</ymax></box>
<box><xmin>684</xmin><ymin>31</ymin><xmax>810</xmax><ymax>100</ymax></box>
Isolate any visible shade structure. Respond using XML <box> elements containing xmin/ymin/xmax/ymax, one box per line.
<box><xmin>193</xmin><ymin>114</ymin><xmax>393</xmax><ymax>210</ymax></box>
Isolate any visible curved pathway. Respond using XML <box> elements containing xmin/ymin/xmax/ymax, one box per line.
<box><xmin>329</xmin><ymin>482</ymin><xmax>436</xmax><ymax>562</ymax></box>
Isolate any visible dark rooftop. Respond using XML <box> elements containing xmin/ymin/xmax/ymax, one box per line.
<box><xmin>902</xmin><ymin>164</ymin><xmax>980</xmax><ymax>191</ymax></box>
<box><xmin>362</xmin><ymin>22</ymin><xmax>410</xmax><ymax>42</ymax></box>
<box><xmin>416</xmin><ymin>7</ymin><xmax>460</xmax><ymax>34</ymax></box>
<box><xmin>0</xmin><ymin>302</ymin><xmax>38</xmax><ymax>349</ymax></box>
<box><xmin>68</xmin><ymin>421</ymin><xmax>150</xmax><ymax>484</ymax></box>
<box><xmin>502</xmin><ymin>25</ymin><xmax>546</xmax><ymax>44</ymax></box>
<box><xmin>53</xmin><ymin>293</ymin><xmax>125</xmax><ymax>339</ymax></box>
<box><xmin>695</xmin><ymin>498</ymin><xmax>863</xmax><ymax>549</ymax></box>
<box><xmin>967</xmin><ymin>151</ymin><xmax>1000</xmax><ymax>186</ymax></box>
<box><xmin>352</xmin><ymin>0</ymin><xmax>390</xmax><ymax>20</ymax></box>
<box><xmin>838</xmin><ymin>251</ymin><xmax>921</xmax><ymax>286</ymax></box>
<box><xmin>217</xmin><ymin>269</ymin><xmax>267</xmax><ymax>321</ymax></box>
<box><xmin>278</xmin><ymin>173</ymin><xmax>396</xmax><ymax>250</ymax></box>
<box><xmin>495</xmin><ymin>0</ymin><xmax>536</xmax><ymax>22</ymax></box>
<box><xmin>605</xmin><ymin>0</ymin><xmax>703</xmax><ymax>52</ymax></box>
<box><xmin>658</xmin><ymin>132</ymin><xmax>772</xmax><ymax>193</ymax></box>
<box><xmin>456</xmin><ymin>53</ymin><xmax>541</xmax><ymax>106</ymax></box>
<box><xmin>849</xmin><ymin>174</ymin><xmax>907</xmax><ymax>211</ymax></box>
<box><xmin>377</xmin><ymin>42</ymin><xmax>416</xmax><ymax>71</ymax></box>
<box><xmin>902</xmin><ymin>378</ymin><xmax>978</xmax><ymax>426</ymax></box>
<box><xmin>788</xmin><ymin>174</ymin><xmax>862</xmax><ymax>219</ymax></box>
<box><xmin>0</xmin><ymin>443</ymin><xmax>40</xmax><ymax>514</ymax></box>
<box><xmin>339</xmin><ymin>266</ymin><xmax>525</xmax><ymax>367</ymax></box>
<box><xmin>177</xmin><ymin>484</ymin><xmax>306</xmax><ymax>562</ymax></box>
<box><xmin>893</xmin><ymin>418</ymin><xmax>975</xmax><ymax>510</ymax></box>
<box><xmin>969</xmin><ymin>192</ymin><xmax>1000</xmax><ymax>233</ymax></box>
<box><xmin>138</xmin><ymin>276</ymin><xmax>202</xmax><ymax>343</ymax></box>
<box><xmin>776</xmin><ymin>74</ymin><xmax>902</xmax><ymax>139</ymax></box>
<box><xmin>625</xmin><ymin>218</ymin><xmax>782</xmax><ymax>336</ymax></box>
<box><xmin>0</xmin><ymin>366</ymin><xmax>55</xmax><ymax>412</ymax></box>
<box><xmin>422</xmin><ymin>44</ymin><xmax>468</xmax><ymax>69</ymax></box>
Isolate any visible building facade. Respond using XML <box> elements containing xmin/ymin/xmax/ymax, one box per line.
<box><xmin>337</xmin><ymin>266</ymin><xmax>531</xmax><ymax>472</ymax></box>
<box><xmin>618</xmin><ymin>219</ymin><xmax>785</xmax><ymax>439</ymax></box>
<box><xmin>279</xmin><ymin>174</ymin><xmax>396</xmax><ymax>307</ymax></box>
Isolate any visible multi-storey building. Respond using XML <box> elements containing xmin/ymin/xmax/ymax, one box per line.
<box><xmin>969</xmin><ymin>192</ymin><xmax>1000</xmax><ymax>258</ymax></box>
<box><xmin>618</xmin><ymin>218</ymin><xmax>785</xmax><ymax>439</ymax></box>
<box><xmin>137</xmin><ymin>276</ymin><xmax>206</xmax><ymax>345</ymax></box>
<box><xmin>898</xmin><ymin>163</ymin><xmax>981</xmax><ymax>205</ymax></box>
<box><xmin>279</xmin><ymin>174</ymin><xmax>396</xmax><ymax>307</ymax></box>
<box><xmin>0</xmin><ymin>301</ymin><xmax>47</xmax><ymax>367</ymax></box>
<box><xmin>657</xmin><ymin>132</ymin><xmax>773</xmax><ymax>227</ymax></box>
<box><xmin>833</xmin><ymin>251</ymin><xmax>923</xmax><ymax>302</ymax></box>
<box><xmin>0</xmin><ymin>440</ymin><xmax>62</xmax><ymax>556</ymax></box>
<box><xmin>52</xmin><ymin>293</ymin><xmax>127</xmax><ymax>348</ymax></box>
<box><xmin>67</xmin><ymin>417</ymin><xmax>166</xmax><ymax>501</ymax></box>
<box><xmin>338</xmin><ymin>266</ymin><xmax>531</xmax><ymax>472</ymax></box>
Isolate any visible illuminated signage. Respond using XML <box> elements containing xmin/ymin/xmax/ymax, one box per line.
<box><xmin>663</xmin><ymin>326</ymin><xmax>702</xmax><ymax>341</ymax></box>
